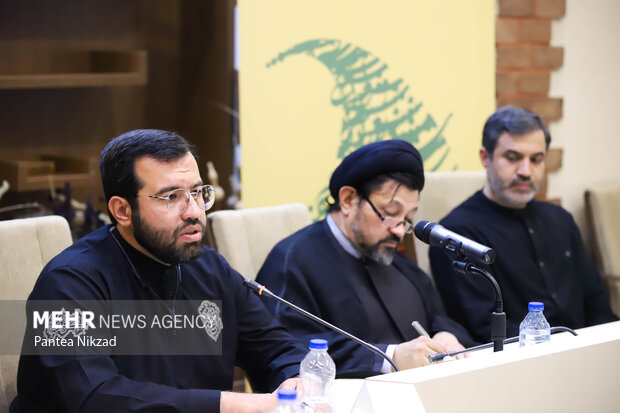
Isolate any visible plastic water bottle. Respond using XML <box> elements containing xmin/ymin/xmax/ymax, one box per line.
<box><xmin>270</xmin><ymin>388</ymin><xmax>299</xmax><ymax>413</ymax></box>
<box><xmin>299</xmin><ymin>339</ymin><xmax>336</xmax><ymax>413</ymax></box>
<box><xmin>519</xmin><ymin>301</ymin><xmax>551</xmax><ymax>347</ymax></box>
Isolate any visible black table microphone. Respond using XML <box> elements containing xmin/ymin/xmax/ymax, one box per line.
<box><xmin>414</xmin><ymin>220</ymin><xmax>495</xmax><ymax>265</ymax></box>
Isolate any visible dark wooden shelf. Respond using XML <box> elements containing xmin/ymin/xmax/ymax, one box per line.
<box><xmin>0</xmin><ymin>156</ymin><xmax>98</xmax><ymax>191</ymax></box>
<box><xmin>0</xmin><ymin>50</ymin><xmax>147</xmax><ymax>89</ymax></box>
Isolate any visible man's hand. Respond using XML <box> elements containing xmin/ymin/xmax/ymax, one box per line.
<box><xmin>276</xmin><ymin>377</ymin><xmax>303</xmax><ymax>397</ymax></box>
<box><xmin>220</xmin><ymin>378</ymin><xmax>303</xmax><ymax>413</ymax></box>
<box><xmin>220</xmin><ymin>391</ymin><xmax>276</xmax><ymax>413</ymax></box>
<box><xmin>392</xmin><ymin>336</ymin><xmax>446</xmax><ymax>370</ymax></box>
<box><xmin>432</xmin><ymin>331</ymin><xmax>468</xmax><ymax>360</ymax></box>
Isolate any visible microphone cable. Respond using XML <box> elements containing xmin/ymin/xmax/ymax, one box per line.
<box><xmin>242</xmin><ymin>277</ymin><xmax>400</xmax><ymax>372</ymax></box>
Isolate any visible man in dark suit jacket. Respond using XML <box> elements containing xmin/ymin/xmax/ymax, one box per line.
<box><xmin>257</xmin><ymin>140</ymin><xmax>475</xmax><ymax>377</ymax></box>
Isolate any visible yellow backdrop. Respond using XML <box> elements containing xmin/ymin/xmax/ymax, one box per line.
<box><xmin>239</xmin><ymin>0</ymin><xmax>495</xmax><ymax>219</ymax></box>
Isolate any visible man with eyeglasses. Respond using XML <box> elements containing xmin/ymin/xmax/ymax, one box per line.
<box><xmin>256</xmin><ymin>140</ymin><xmax>475</xmax><ymax>378</ymax></box>
<box><xmin>13</xmin><ymin>130</ymin><xmax>306</xmax><ymax>413</ymax></box>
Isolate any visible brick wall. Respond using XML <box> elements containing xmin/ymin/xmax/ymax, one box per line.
<box><xmin>496</xmin><ymin>0</ymin><xmax>565</xmax><ymax>125</ymax></box>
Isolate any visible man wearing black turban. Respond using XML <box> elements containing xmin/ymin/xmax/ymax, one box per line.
<box><xmin>256</xmin><ymin>140</ymin><xmax>475</xmax><ymax>377</ymax></box>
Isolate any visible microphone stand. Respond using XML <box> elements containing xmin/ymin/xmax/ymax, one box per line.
<box><xmin>453</xmin><ymin>260</ymin><xmax>506</xmax><ymax>353</ymax></box>
<box><xmin>243</xmin><ymin>277</ymin><xmax>400</xmax><ymax>372</ymax></box>
<box><xmin>428</xmin><ymin>326</ymin><xmax>578</xmax><ymax>363</ymax></box>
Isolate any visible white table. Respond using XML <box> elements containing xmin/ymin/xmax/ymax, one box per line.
<box><xmin>333</xmin><ymin>321</ymin><xmax>620</xmax><ymax>412</ymax></box>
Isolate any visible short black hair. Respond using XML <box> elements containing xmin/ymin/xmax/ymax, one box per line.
<box><xmin>482</xmin><ymin>106</ymin><xmax>551</xmax><ymax>156</ymax></box>
<box><xmin>327</xmin><ymin>172</ymin><xmax>422</xmax><ymax>212</ymax></box>
<box><xmin>99</xmin><ymin>129</ymin><xmax>197</xmax><ymax>224</ymax></box>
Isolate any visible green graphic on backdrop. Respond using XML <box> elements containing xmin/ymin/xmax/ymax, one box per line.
<box><xmin>267</xmin><ymin>38</ymin><xmax>454</xmax><ymax>220</ymax></box>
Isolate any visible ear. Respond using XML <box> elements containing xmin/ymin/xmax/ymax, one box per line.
<box><xmin>479</xmin><ymin>146</ymin><xmax>491</xmax><ymax>169</ymax></box>
<box><xmin>338</xmin><ymin>186</ymin><xmax>359</xmax><ymax>217</ymax></box>
<box><xmin>108</xmin><ymin>196</ymin><xmax>133</xmax><ymax>228</ymax></box>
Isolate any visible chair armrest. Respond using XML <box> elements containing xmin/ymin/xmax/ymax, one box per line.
<box><xmin>602</xmin><ymin>273</ymin><xmax>620</xmax><ymax>281</ymax></box>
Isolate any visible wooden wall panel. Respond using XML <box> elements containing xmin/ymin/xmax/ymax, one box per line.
<box><xmin>0</xmin><ymin>0</ymin><xmax>235</xmax><ymax>218</ymax></box>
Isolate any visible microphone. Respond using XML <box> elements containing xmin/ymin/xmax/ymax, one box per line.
<box><xmin>242</xmin><ymin>277</ymin><xmax>400</xmax><ymax>372</ymax></box>
<box><xmin>415</xmin><ymin>221</ymin><xmax>504</xmax><ymax>351</ymax></box>
<box><xmin>414</xmin><ymin>220</ymin><xmax>496</xmax><ymax>265</ymax></box>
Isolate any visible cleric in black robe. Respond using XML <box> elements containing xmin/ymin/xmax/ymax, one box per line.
<box><xmin>257</xmin><ymin>140</ymin><xmax>475</xmax><ymax>377</ymax></box>
<box><xmin>12</xmin><ymin>130</ymin><xmax>305</xmax><ymax>413</ymax></box>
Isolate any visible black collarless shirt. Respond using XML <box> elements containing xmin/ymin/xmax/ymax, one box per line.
<box><xmin>15</xmin><ymin>225</ymin><xmax>305</xmax><ymax>413</ymax></box>
<box><xmin>430</xmin><ymin>190</ymin><xmax>617</xmax><ymax>342</ymax></box>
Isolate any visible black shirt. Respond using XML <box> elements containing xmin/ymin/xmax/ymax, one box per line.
<box><xmin>13</xmin><ymin>225</ymin><xmax>305</xmax><ymax>413</ymax></box>
<box><xmin>429</xmin><ymin>190</ymin><xmax>617</xmax><ymax>343</ymax></box>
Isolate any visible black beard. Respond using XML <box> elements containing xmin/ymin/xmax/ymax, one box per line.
<box><xmin>132</xmin><ymin>210</ymin><xmax>205</xmax><ymax>264</ymax></box>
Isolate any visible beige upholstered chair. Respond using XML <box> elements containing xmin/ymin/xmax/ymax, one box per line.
<box><xmin>206</xmin><ymin>203</ymin><xmax>312</xmax><ymax>393</ymax></box>
<box><xmin>585</xmin><ymin>182</ymin><xmax>620</xmax><ymax>315</ymax></box>
<box><xmin>0</xmin><ymin>215</ymin><xmax>73</xmax><ymax>412</ymax></box>
<box><xmin>413</xmin><ymin>170</ymin><xmax>486</xmax><ymax>277</ymax></box>
<box><xmin>206</xmin><ymin>203</ymin><xmax>312</xmax><ymax>280</ymax></box>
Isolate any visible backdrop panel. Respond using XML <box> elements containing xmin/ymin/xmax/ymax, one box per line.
<box><xmin>239</xmin><ymin>0</ymin><xmax>495</xmax><ymax>219</ymax></box>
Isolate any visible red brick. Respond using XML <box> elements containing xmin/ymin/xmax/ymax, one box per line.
<box><xmin>520</xmin><ymin>19</ymin><xmax>551</xmax><ymax>43</ymax></box>
<box><xmin>496</xmin><ymin>97</ymin><xmax>563</xmax><ymax>122</ymax></box>
<box><xmin>496</xmin><ymin>98</ymin><xmax>532</xmax><ymax>111</ymax></box>
<box><xmin>531</xmin><ymin>98</ymin><xmax>563</xmax><ymax>121</ymax></box>
<box><xmin>520</xmin><ymin>72</ymin><xmax>550</xmax><ymax>94</ymax></box>
<box><xmin>496</xmin><ymin>19</ymin><xmax>519</xmax><ymax>43</ymax></box>
<box><xmin>535</xmin><ymin>0</ymin><xmax>566</xmax><ymax>18</ymax></box>
<box><xmin>496</xmin><ymin>72</ymin><xmax>519</xmax><ymax>95</ymax></box>
<box><xmin>533</xmin><ymin>46</ymin><xmax>564</xmax><ymax>69</ymax></box>
<box><xmin>497</xmin><ymin>46</ymin><xmax>531</xmax><ymax>68</ymax></box>
<box><xmin>499</xmin><ymin>0</ymin><xmax>534</xmax><ymax>17</ymax></box>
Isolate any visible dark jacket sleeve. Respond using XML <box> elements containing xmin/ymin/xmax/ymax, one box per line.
<box><xmin>256</xmin><ymin>245</ymin><xmax>386</xmax><ymax>378</ymax></box>
<box><xmin>227</xmin><ymin>263</ymin><xmax>306</xmax><ymax>392</ymax></box>
<box><xmin>25</xmin><ymin>355</ymin><xmax>219</xmax><ymax>413</ymax></box>
<box><xmin>17</xmin><ymin>268</ymin><xmax>221</xmax><ymax>413</ymax></box>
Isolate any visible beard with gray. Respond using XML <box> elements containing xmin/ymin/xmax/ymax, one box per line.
<box><xmin>487</xmin><ymin>164</ymin><xmax>540</xmax><ymax>208</ymax></box>
<box><xmin>352</xmin><ymin>222</ymin><xmax>400</xmax><ymax>265</ymax></box>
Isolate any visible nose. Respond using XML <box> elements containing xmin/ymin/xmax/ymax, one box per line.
<box><xmin>517</xmin><ymin>158</ymin><xmax>532</xmax><ymax>177</ymax></box>
<box><xmin>180</xmin><ymin>193</ymin><xmax>204</xmax><ymax>220</ymax></box>
<box><xmin>388</xmin><ymin>222</ymin><xmax>407</xmax><ymax>239</ymax></box>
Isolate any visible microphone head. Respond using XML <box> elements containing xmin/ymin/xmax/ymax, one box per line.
<box><xmin>413</xmin><ymin>220</ymin><xmax>435</xmax><ymax>243</ymax></box>
<box><xmin>242</xmin><ymin>277</ymin><xmax>276</xmax><ymax>298</ymax></box>
<box><xmin>242</xmin><ymin>277</ymin><xmax>262</xmax><ymax>292</ymax></box>
<box><xmin>482</xmin><ymin>249</ymin><xmax>496</xmax><ymax>265</ymax></box>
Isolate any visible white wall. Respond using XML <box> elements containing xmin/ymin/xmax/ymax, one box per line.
<box><xmin>548</xmin><ymin>0</ymin><xmax>620</xmax><ymax>240</ymax></box>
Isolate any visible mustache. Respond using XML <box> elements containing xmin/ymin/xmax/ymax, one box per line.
<box><xmin>508</xmin><ymin>176</ymin><xmax>534</xmax><ymax>188</ymax></box>
<box><xmin>173</xmin><ymin>218</ymin><xmax>205</xmax><ymax>238</ymax></box>
<box><xmin>378</xmin><ymin>234</ymin><xmax>401</xmax><ymax>245</ymax></box>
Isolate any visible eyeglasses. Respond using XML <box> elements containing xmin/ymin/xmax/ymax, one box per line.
<box><xmin>363</xmin><ymin>196</ymin><xmax>414</xmax><ymax>234</ymax></box>
<box><xmin>138</xmin><ymin>185</ymin><xmax>216</xmax><ymax>215</ymax></box>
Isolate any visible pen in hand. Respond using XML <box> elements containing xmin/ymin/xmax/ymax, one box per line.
<box><xmin>412</xmin><ymin>321</ymin><xmax>458</xmax><ymax>363</ymax></box>
<box><xmin>411</xmin><ymin>321</ymin><xmax>430</xmax><ymax>338</ymax></box>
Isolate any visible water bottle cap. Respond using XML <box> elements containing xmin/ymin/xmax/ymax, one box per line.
<box><xmin>309</xmin><ymin>338</ymin><xmax>328</xmax><ymax>350</ymax></box>
<box><xmin>528</xmin><ymin>301</ymin><xmax>544</xmax><ymax>311</ymax></box>
<box><xmin>276</xmin><ymin>388</ymin><xmax>297</xmax><ymax>400</ymax></box>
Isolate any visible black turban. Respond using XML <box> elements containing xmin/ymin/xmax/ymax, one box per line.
<box><xmin>329</xmin><ymin>140</ymin><xmax>425</xmax><ymax>199</ymax></box>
